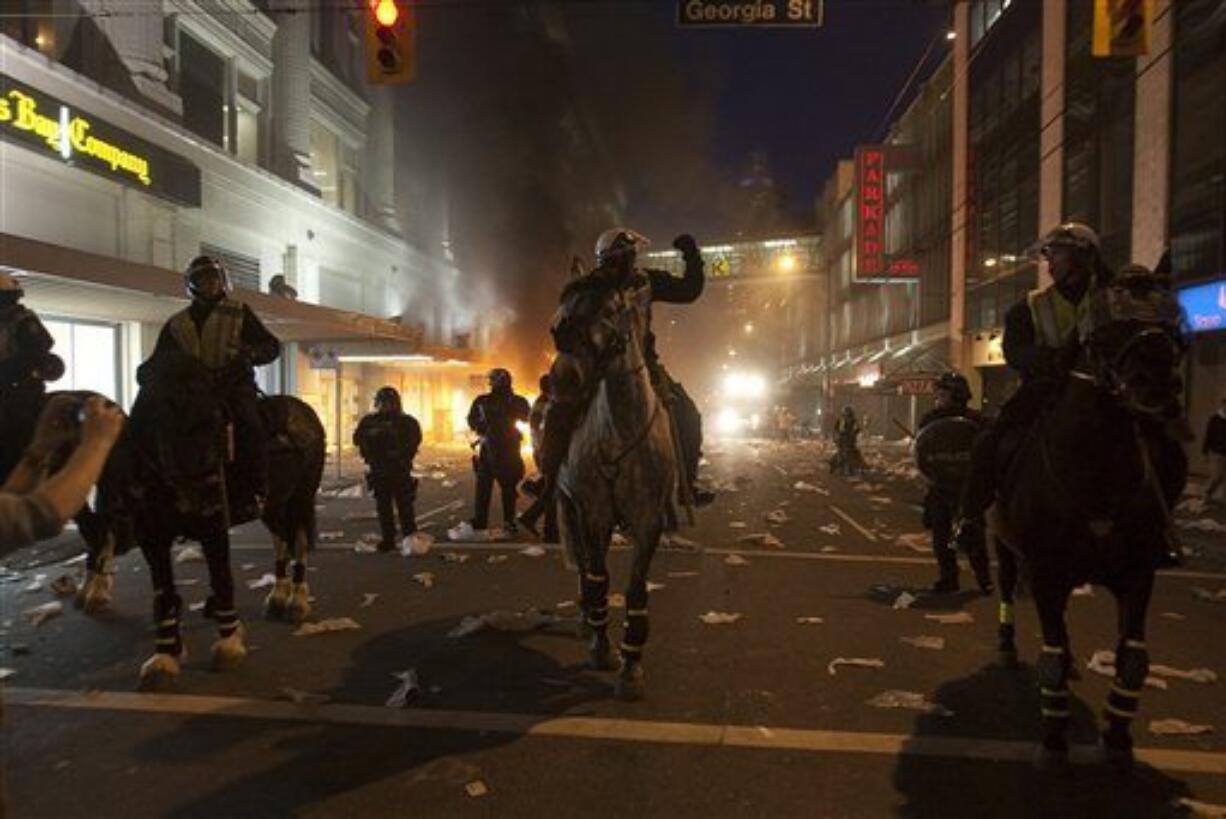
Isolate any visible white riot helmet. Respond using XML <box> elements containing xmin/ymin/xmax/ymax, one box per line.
<box><xmin>1037</xmin><ymin>222</ymin><xmax>1101</xmax><ymax>258</ymax></box>
<box><xmin>594</xmin><ymin>228</ymin><xmax>649</xmax><ymax>267</ymax></box>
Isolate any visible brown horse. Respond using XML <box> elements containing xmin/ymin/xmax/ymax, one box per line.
<box><xmin>551</xmin><ymin>276</ymin><xmax>677</xmax><ymax>701</ymax></box>
<box><xmin>989</xmin><ymin>276</ymin><xmax>1187</xmax><ymax>770</ymax></box>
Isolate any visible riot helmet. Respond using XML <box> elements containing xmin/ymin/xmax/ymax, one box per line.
<box><xmin>1038</xmin><ymin>222</ymin><xmax>1101</xmax><ymax>292</ymax></box>
<box><xmin>374</xmin><ymin>386</ymin><xmax>402</xmax><ymax>413</ymax></box>
<box><xmin>595</xmin><ymin>228</ymin><xmax>649</xmax><ymax>271</ymax></box>
<box><xmin>0</xmin><ymin>270</ymin><xmax>23</xmax><ymax>308</ymax></box>
<box><xmin>934</xmin><ymin>372</ymin><xmax>971</xmax><ymax>407</ymax></box>
<box><xmin>185</xmin><ymin>255</ymin><xmax>231</xmax><ymax>303</ymax></box>
<box><xmin>488</xmin><ymin>368</ymin><xmax>512</xmax><ymax>392</ymax></box>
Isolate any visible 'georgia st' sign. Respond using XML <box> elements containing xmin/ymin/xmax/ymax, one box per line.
<box><xmin>678</xmin><ymin>0</ymin><xmax>824</xmax><ymax>28</ymax></box>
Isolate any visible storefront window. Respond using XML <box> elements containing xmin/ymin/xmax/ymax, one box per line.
<box><xmin>43</xmin><ymin>319</ymin><xmax>119</xmax><ymax>401</ymax></box>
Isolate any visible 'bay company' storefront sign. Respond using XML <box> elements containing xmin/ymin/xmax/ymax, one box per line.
<box><xmin>678</xmin><ymin>0</ymin><xmax>824</xmax><ymax>27</ymax></box>
<box><xmin>1</xmin><ymin>74</ymin><xmax>201</xmax><ymax>207</ymax></box>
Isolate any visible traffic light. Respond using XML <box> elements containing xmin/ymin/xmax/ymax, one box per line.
<box><xmin>365</xmin><ymin>0</ymin><xmax>415</xmax><ymax>85</ymax></box>
<box><xmin>1092</xmin><ymin>0</ymin><xmax>1151</xmax><ymax>57</ymax></box>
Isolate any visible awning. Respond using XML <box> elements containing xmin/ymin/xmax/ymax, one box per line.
<box><xmin>1</xmin><ymin>232</ymin><xmax>470</xmax><ymax>358</ymax></box>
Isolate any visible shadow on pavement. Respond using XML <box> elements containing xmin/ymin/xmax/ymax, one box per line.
<box><xmin>129</xmin><ymin>613</ymin><xmax>608</xmax><ymax>817</ymax></box>
<box><xmin>890</xmin><ymin>662</ymin><xmax>1192</xmax><ymax>818</ymax></box>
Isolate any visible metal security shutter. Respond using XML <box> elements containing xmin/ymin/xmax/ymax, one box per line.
<box><xmin>201</xmin><ymin>243</ymin><xmax>261</xmax><ymax>292</ymax></box>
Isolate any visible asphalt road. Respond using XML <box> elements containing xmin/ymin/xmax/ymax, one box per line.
<box><xmin>3</xmin><ymin>438</ymin><xmax>1225</xmax><ymax>818</ymax></box>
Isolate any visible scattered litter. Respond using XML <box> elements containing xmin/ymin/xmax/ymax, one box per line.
<box><xmin>246</xmin><ymin>573</ymin><xmax>277</xmax><ymax>590</ymax></box>
<box><xmin>1175</xmin><ymin>797</ymin><xmax>1226</xmax><ymax>818</ymax></box>
<box><xmin>1072</xmin><ymin>584</ymin><xmax>1094</xmax><ymax>597</ymax></box>
<box><xmin>0</xmin><ymin>668</ymin><xmax>17</xmax><ymax>681</ymax></box>
<box><xmin>1086</xmin><ymin>650</ymin><xmax>1169</xmax><ymax>690</ymax></box>
<box><xmin>892</xmin><ymin>591</ymin><xmax>917</xmax><ymax>610</ymax></box>
<box><xmin>793</xmin><ymin>481</ymin><xmax>829</xmax><ymax>495</ymax></box>
<box><xmin>402</xmin><ymin>532</ymin><xmax>435</xmax><ymax>556</ymax></box>
<box><xmin>442</xmin><ymin>552</ymin><xmax>470</xmax><ymax>564</ymax></box>
<box><xmin>465</xmin><ymin>781</ymin><xmax>488</xmax><ymax>799</ymax></box>
<box><xmin>668</xmin><ymin>571</ymin><xmax>699</xmax><ymax>578</ymax></box>
<box><xmin>353</xmin><ymin>542</ymin><xmax>379</xmax><ymax>554</ymax></box>
<box><xmin>1192</xmin><ymin>588</ymin><xmax>1226</xmax><ymax>603</ymax></box>
<box><xmin>868</xmin><ymin>496</ymin><xmax>892</xmax><ymax>505</ymax></box>
<box><xmin>386</xmin><ymin>669</ymin><xmax>420</xmax><ymax>708</ymax></box>
<box><xmin>487</xmin><ymin>555</ymin><xmax>508</xmax><ymax>564</ymax></box>
<box><xmin>901</xmin><ymin>636</ymin><xmax>946</xmax><ymax>651</ymax></box>
<box><xmin>175</xmin><ymin>545</ymin><xmax>204</xmax><ymax>563</ymax></box>
<box><xmin>448</xmin><ymin>615</ymin><xmax>486</xmax><ymax>638</ymax></box>
<box><xmin>737</xmin><ymin>533</ymin><xmax>783</xmax><ymax>549</ymax></box>
<box><xmin>828</xmin><ymin>657</ymin><xmax>885</xmax><ymax>676</ymax></box>
<box><xmin>728</xmin><ymin>521</ymin><xmax>748</xmax><ymax>529</ymax></box>
<box><xmin>21</xmin><ymin>574</ymin><xmax>47</xmax><ymax>593</ymax></box>
<box><xmin>22</xmin><ymin>601</ymin><xmax>62</xmax><ymax>626</ymax></box>
<box><xmin>662</xmin><ymin>533</ymin><xmax>702</xmax><ymax>551</ymax></box>
<box><xmin>189</xmin><ymin>601</ymin><xmax>206</xmax><ymax>612</ymax></box>
<box><xmin>318</xmin><ymin>531</ymin><xmax>345</xmax><ymax>542</ymax></box>
<box><xmin>428</xmin><ymin>471</ymin><xmax>448</xmax><ymax>481</ymax></box>
<box><xmin>48</xmin><ymin>575</ymin><xmax>78</xmax><ymax>597</ymax></box>
<box><xmin>441</xmin><ymin>480</ymin><xmax>458</xmax><ymax>489</ymax></box>
<box><xmin>179</xmin><ymin>579</ymin><xmax>199</xmax><ymax>586</ymax></box>
<box><xmin>924</xmin><ymin>611</ymin><xmax>974</xmax><ymax>625</ymax></box>
<box><xmin>796</xmin><ymin>616</ymin><xmax>825</xmax><ymax>625</ymax></box>
<box><xmin>240</xmin><ymin>563</ymin><xmax>256</xmax><ymax>571</ymax></box>
<box><xmin>447</xmin><ymin>521</ymin><xmax>481</xmax><ymax>542</ymax></box>
<box><xmin>724</xmin><ymin>554</ymin><xmax>749</xmax><ymax>567</ymax></box>
<box><xmin>60</xmin><ymin>554</ymin><xmax>87</xmax><ymax>567</ymax></box>
<box><xmin>699</xmin><ymin>611</ymin><xmax>743</xmax><ymax>625</ymax></box>
<box><xmin>336</xmin><ymin>484</ymin><xmax>363</xmax><ymax>499</ymax></box>
<box><xmin>279</xmin><ymin>687</ymin><xmax>330</xmax><ymax>706</ymax></box>
<box><xmin>412</xmin><ymin>572</ymin><xmax>435</xmax><ymax>589</ymax></box>
<box><xmin>555</xmin><ymin>600</ymin><xmax>576</xmax><ymax>609</ymax></box>
<box><xmin>1150</xmin><ymin>719</ymin><xmax>1214</xmax><ymax>736</ymax></box>
<box><xmin>1162</xmin><ymin>612</ymin><xmax>1187</xmax><ymax>621</ymax></box>
<box><xmin>647</xmin><ymin>581</ymin><xmax>666</xmax><ymax>592</ymax></box>
<box><xmin>519</xmin><ymin>545</ymin><xmax>547</xmax><ymax>558</ymax></box>
<box><xmin>820</xmin><ymin>546</ymin><xmax>839</xmax><ymax>553</ymax></box>
<box><xmin>292</xmin><ymin>617</ymin><xmax>361</xmax><ymax>637</ymax></box>
<box><xmin>894</xmin><ymin>533</ymin><xmax>929</xmax><ymax>553</ymax></box>
<box><xmin>867</xmin><ymin>690</ymin><xmax>953</xmax><ymax>717</ymax></box>
<box><xmin>604</xmin><ymin>593</ymin><xmax>625</xmax><ymax>609</ymax></box>
<box><xmin>819</xmin><ymin>523</ymin><xmax>841</xmax><ymax>536</ymax></box>
<box><xmin>1179</xmin><ymin>518</ymin><xmax>1226</xmax><ymax>533</ymax></box>
<box><xmin>611</xmin><ymin>532</ymin><xmax>630</xmax><ymax>546</ymax></box>
<box><xmin>765</xmin><ymin>509</ymin><xmax>790</xmax><ymax>525</ymax></box>
<box><xmin>360</xmin><ymin>593</ymin><xmax>379</xmax><ymax>608</ymax></box>
<box><xmin>1151</xmin><ymin>664</ymin><xmax>1218</xmax><ymax>684</ymax></box>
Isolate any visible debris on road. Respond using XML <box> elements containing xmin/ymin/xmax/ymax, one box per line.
<box><xmin>868</xmin><ymin>496</ymin><xmax>892</xmax><ymax>505</ymax></box>
<box><xmin>607</xmin><ymin>593</ymin><xmax>626</xmax><ymax>608</ymax></box>
<box><xmin>442</xmin><ymin>552</ymin><xmax>470</xmax><ymax>564</ymax></box>
<box><xmin>448</xmin><ymin>608</ymin><xmax>560</xmax><ymax>637</ymax></box>
<box><xmin>728</xmin><ymin>521</ymin><xmax>748</xmax><ymax>529</ymax></box>
<box><xmin>487</xmin><ymin>555</ymin><xmax>508</xmax><ymax>564</ymax></box>
<box><xmin>662</xmin><ymin>533</ymin><xmax>703</xmax><ymax>551</ymax></box>
<box><xmin>48</xmin><ymin>575</ymin><xmax>78</xmax><ymax>597</ymax></box>
<box><xmin>1086</xmin><ymin>650</ymin><xmax>1168</xmax><ymax>690</ymax></box>
<box><xmin>22</xmin><ymin>601</ymin><xmax>62</xmax><ymax>626</ymax></box>
<box><xmin>519</xmin><ymin>545</ymin><xmax>547</xmax><ymax>558</ymax></box>
<box><xmin>1192</xmin><ymin>587</ymin><xmax>1226</xmax><ymax>603</ymax></box>
<box><xmin>647</xmin><ymin>581</ymin><xmax>666</xmax><ymax>592</ymax></box>
<box><xmin>796</xmin><ymin>616</ymin><xmax>824</xmax><ymax>625</ymax></box>
<box><xmin>292</xmin><ymin>618</ymin><xmax>361</xmax><ymax>637</ymax></box>
<box><xmin>793</xmin><ymin>481</ymin><xmax>829</xmax><ymax>495</ymax></box>
<box><xmin>866</xmin><ymin>690</ymin><xmax>953</xmax><ymax>717</ymax></box>
<box><xmin>819</xmin><ymin>524</ymin><xmax>841</xmax><ymax>536</ymax></box>
<box><xmin>353</xmin><ymin>542</ymin><xmax>379</xmax><ymax>554</ymax></box>
<box><xmin>175</xmin><ymin>545</ymin><xmax>204</xmax><ymax>563</ymax></box>
<box><xmin>892</xmin><ymin>591</ymin><xmax>917</xmax><ymax>610</ymax></box>
<box><xmin>900</xmin><ymin>636</ymin><xmax>946</xmax><ymax>650</ymax></box>
<box><xmin>246</xmin><ymin>573</ymin><xmax>277</xmax><ymax>590</ymax></box>
<box><xmin>189</xmin><ymin>601</ymin><xmax>205</xmax><ymax>612</ymax></box>
<box><xmin>447</xmin><ymin>522</ymin><xmax>485</xmax><ymax>542</ymax></box>
<box><xmin>59</xmin><ymin>554</ymin><xmax>87</xmax><ymax>567</ymax></box>
<box><xmin>1161</xmin><ymin>612</ymin><xmax>1187</xmax><ymax>621</ymax></box>
<box><xmin>1174</xmin><ymin>797</ymin><xmax>1226</xmax><ymax>818</ymax></box>
<box><xmin>21</xmin><ymin>574</ymin><xmax>47</xmax><ymax>593</ymax></box>
<box><xmin>828</xmin><ymin>657</ymin><xmax>885</xmax><ymax>676</ymax></box>
<box><xmin>360</xmin><ymin>593</ymin><xmax>379</xmax><ymax>608</ymax></box>
<box><xmin>318</xmin><ymin>531</ymin><xmax>346</xmax><ymax>542</ymax></box>
<box><xmin>0</xmin><ymin>668</ymin><xmax>17</xmax><ymax>680</ymax></box>
<box><xmin>611</xmin><ymin>532</ymin><xmax>630</xmax><ymax>546</ymax></box>
<box><xmin>820</xmin><ymin>546</ymin><xmax>839</xmax><ymax>553</ymax></box>
<box><xmin>924</xmin><ymin>611</ymin><xmax>974</xmax><ymax>625</ymax></box>
<box><xmin>386</xmin><ymin>669</ymin><xmax>421</xmax><ymax>708</ymax></box>
<box><xmin>555</xmin><ymin>600</ymin><xmax>576</xmax><ymax>609</ymax></box>
<box><xmin>737</xmin><ymin>533</ymin><xmax>783</xmax><ymax>549</ymax></box>
<box><xmin>336</xmin><ymin>484</ymin><xmax>363</xmax><ymax>499</ymax></box>
<box><xmin>1151</xmin><ymin>664</ymin><xmax>1218</xmax><ymax>684</ymax></box>
<box><xmin>465</xmin><ymin>781</ymin><xmax>489</xmax><ymax>799</ymax></box>
<box><xmin>1149</xmin><ymin>719</ymin><xmax>1214</xmax><ymax>736</ymax></box>
<box><xmin>764</xmin><ymin>509</ymin><xmax>790</xmax><ymax>525</ymax></box>
<box><xmin>278</xmin><ymin>687</ymin><xmax>331</xmax><ymax>706</ymax></box>
<box><xmin>699</xmin><ymin>611</ymin><xmax>743</xmax><ymax>625</ymax></box>
<box><xmin>441</xmin><ymin>479</ymin><xmax>458</xmax><ymax>489</ymax></box>
<box><xmin>894</xmin><ymin>533</ymin><xmax>929</xmax><ymax>553</ymax></box>
<box><xmin>412</xmin><ymin>572</ymin><xmax>436</xmax><ymax>589</ymax></box>
<box><xmin>724</xmin><ymin>554</ymin><xmax>749</xmax><ymax>567</ymax></box>
<box><xmin>668</xmin><ymin>571</ymin><xmax>699</xmax><ymax>578</ymax></box>
<box><xmin>401</xmin><ymin>532</ymin><xmax>435</xmax><ymax>556</ymax></box>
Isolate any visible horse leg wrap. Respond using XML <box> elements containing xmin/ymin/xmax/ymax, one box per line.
<box><xmin>213</xmin><ymin>607</ymin><xmax>240</xmax><ymax>638</ymax></box>
<box><xmin>1105</xmin><ymin>641</ymin><xmax>1148</xmax><ymax>727</ymax></box>
<box><xmin>1037</xmin><ymin>645</ymin><xmax>1071</xmax><ymax>747</ymax></box>
<box><xmin>620</xmin><ymin>590</ymin><xmax>649</xmax><ymax>662</ymax></box>
<box><xmin>153</xmin><ymin>590</ymin><xmax>184</xmax><ymax>657</ymax></box>
<box><xmin>581</xmin><ymin>572</ymin><xmax>610</xmax><ymax>630</ymax></box>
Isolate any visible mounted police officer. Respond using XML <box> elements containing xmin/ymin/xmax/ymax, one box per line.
<box><xmin>148</xmin><ymin>256</ymin><xmax>280</xmax><ymax>515</ymax></box>
<box><xmin>354</xmin><ymin>386</ymin><xmax>422</xmax><ymax>552</ymax></box>
<box><xmin>956</xmin><ymin>222</ymin><xmax>1107</xmax><ymax>551</ymax></box>
<box><xmin>467</xmin><ymin>368</ymin><xmax>531</xmax><ymax>534</ymax></box>
<box><xmin>534</xmin><ymin>228</ymin><xmax>714</xmax><ymax>511</ymax></box>
<box><xmin>0</xmin><ymin>271</ymin><xmax>66</xmax><ymax>482</ymax></box>
<box><xmin>915</xmin><ymin>372</ymin><xmax>992</xmax><ymax>594</ymax></box>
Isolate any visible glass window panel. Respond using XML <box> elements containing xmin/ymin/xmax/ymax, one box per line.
<box><xmin>71</xmin><ymin>324</ymin><xmax>117</xmax><ymax>399</ymax></box>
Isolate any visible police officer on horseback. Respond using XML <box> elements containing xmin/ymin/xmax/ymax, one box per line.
<box><xmin>533</xmin><ymin>228</ymin><xmax>714</xmax><ymax>510</ymax></box>
<box><xmin>0</xmin><ymin>270</ymin><xmax>66</xmax><ymax>482</ymax></box>
<box><xmin>149</xmin><ymin>256</ymin><xmax>280</xmax><ymax>514</ymax></box>
<box><xmin>917</xmin><ymin>372</ymin><xmax>993</xmax><ymax>594</ymax></box>
<box><xmin>354</xmin><ymin>386</ymin><xmax>422</xmax><ymax>552</ymax></box>
<box><xmin>955</xmin><ymin>222</ymin><xmax>1106</xmax><ymax>551</ymax></box>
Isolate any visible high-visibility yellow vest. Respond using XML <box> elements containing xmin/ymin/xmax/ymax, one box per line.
<box><xmin>169</xmin><ymin>298</ymin><xmax>244</xmax><ymax>369</ymax></box>
<box><xmin>1026</xmin><ymin>286</ymin><xmax>1085</xmax><ymax>349</ymax></box>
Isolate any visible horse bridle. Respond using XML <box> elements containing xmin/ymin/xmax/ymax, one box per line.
<box><xmin>1074</xmin><ymin>325</ymin><xmax>1182</xmax><ymax>418</ymax></box>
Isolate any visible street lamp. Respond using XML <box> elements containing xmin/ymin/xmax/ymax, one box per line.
<box><xmin>777</xmin><ymin>253</ymin><xmax>797</xmax><ymax>273</ymax></box>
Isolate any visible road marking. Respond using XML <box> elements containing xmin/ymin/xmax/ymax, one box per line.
<box><xmin>828</xmin><ymin>505</ymin><xmax>879</xmax><ymax>543</ymax></box>
<box><xmin>7</xmin><ymin>686</ymin><xmax>1226</xmax><ymax>775</ymax></box>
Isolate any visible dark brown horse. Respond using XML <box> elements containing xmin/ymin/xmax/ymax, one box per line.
<box><xmin>989</xmin><ymin>276</ymin><xmax>1187</xmax><ymax>770</ymax></box>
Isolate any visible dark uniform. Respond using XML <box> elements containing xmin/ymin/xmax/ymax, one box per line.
<box><xmin>518</xmin><ymin>377</ymin><xmax>559</xmax><ymax>541</ymax></box>
<box><xmin>354</xmin><ymin>388</ymin><xmax>422</xmax><ymax>551</ymax></box>
<box><xmin>0</xmin><ymin>280</ymin><xmax>65</xmax><ymax>483</ymax></box>
<box><xmin>468</xmin><ymin>372</ymin><xmax>531</xmax><ymax>531</ymax></box>
<box><xmin>147</xmin><ymin>258</ymin><xmax>280</xmax><ymax>507</ymax></box>
<box><xmin>539</xmin><ymin>231</ymin><xmax>709</xmax><ymax>504</ymax></box>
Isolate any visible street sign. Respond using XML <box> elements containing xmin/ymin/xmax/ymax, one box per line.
<box><xmin>678</xmin><ymin>0</ymin><xmax>824</xmax><ymax>28</ymax></box>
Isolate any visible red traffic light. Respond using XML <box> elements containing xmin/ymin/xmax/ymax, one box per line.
<box><xmin>373</xmin><ymin>0</ymin><xmax>399</xmax><ymax>27</ymax></box>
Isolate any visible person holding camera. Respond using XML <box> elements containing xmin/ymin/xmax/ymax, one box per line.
<box><xmin>353</xmin><ymin>386</ymin><xmax>422</xmax><ymax>552</ymax></box>
<box><xmin>1</xmin><ymin>395</ymin><xmax>125</xmax><ymax>555</ymax></box>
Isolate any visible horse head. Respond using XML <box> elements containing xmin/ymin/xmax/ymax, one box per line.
<box><xmin>549</xmin><ymin>276</ymin><xmax>649</xmax><ymax>402</ymax></box>
<box><xmin>1074</xmin><ymin>275</ymin><xmax>1187</xmax><ymax>420</ymax></box>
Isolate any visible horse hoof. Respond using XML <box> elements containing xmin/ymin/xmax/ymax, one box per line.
<box><xmin>264</xmin><ymin>579</ymin><xmax>292</xmax><ymax>619</ymax></box>
<box><xmin>615</xmin><ymin>664</ymin><xmax>645</xmax><ymax>702</ymax></box>
<box><xmin>1034</xmin><ymin>745</ymin><xmax>1071</xmax><ymax>772</ymax></box>
<box><xmin>139</xmin><ymin>652</ymin><xmax>182</xmax><ymax>691</ymax></box>
<box><xmin>998</xmin><ymin>649</ymin><xmax>1020</xmax><ymax>669</ymax></box>
<box><xmin>76</xmin><ymin>572</ymin><xmax>114</xmax><ymax>614</ymax></box>
<box><xmin>589</xmin><ymin>639</ymin><xmax>616</xmax><ymax>671</ymax></box>
<box><xmin>211</xmin><ymin>624</ymin><xmax>247</xmax><ymax>671</ymax></box>
<box><xmin>287</xmin><ymin>584</ymin><xmax>311</xmax><ymax>624</ymax></box>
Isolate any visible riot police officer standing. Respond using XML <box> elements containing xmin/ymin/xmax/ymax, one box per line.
<box><xmin>467</xmin><ymin>368</ymin><xmax>530</xmax><ymax>534</ymax></box>
<box><xmin>914</xmin><ymin>372</ymin><xmax>993</xmax><ymax>594</ymax></box>
<box><xmin>354</xmin><ymin>386</ymin><xmax>422</xmax><ymax>552</ymax></box>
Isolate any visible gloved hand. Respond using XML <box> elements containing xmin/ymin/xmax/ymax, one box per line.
<box><xmin>672</xmin><ymin>234</ymin><xmax>699</xmax><ymax>258</ymax></box>
<box><xmin>26</xmin><ymin>394</ymin><xmax>85</xmax><ymax>462</ymax></box>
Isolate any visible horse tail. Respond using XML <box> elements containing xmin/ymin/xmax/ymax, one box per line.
<box><xmin>284</xmin><ymin>396</ymin><xmax>327</xmax><ymax>553</ymax></box>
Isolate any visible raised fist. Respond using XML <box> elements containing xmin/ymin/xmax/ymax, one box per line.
<box><xmin>672</xmin><ymin>234</ymin><xmax>699</xmax><ymax>256</ymax></box>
